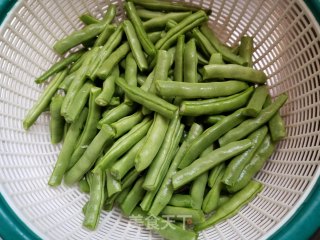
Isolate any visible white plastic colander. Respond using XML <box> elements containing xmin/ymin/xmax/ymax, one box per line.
<box><xmin>0</xmin><ymin>0</ymin><xmax>320</xmax><ymax>239</ymax></box>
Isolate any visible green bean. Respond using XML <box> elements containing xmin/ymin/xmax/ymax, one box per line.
<box><xmin>157</xmin><ymin>80</ymin><xmax>249</xmax><ymax>99</ymax></box>
<box><xmin>79</xmin><ymin>13</ymin><xmax>100</xmax><ymax>25</ymax></box>
<box><xmin>192</xmin><ymin>28</ymin><xmax>217</xmax><ymax>58</ymax></box>
<box><xmin>140</xmin><ymin>70</ymin><xmax>154</xmax><ymax>91</ymax></box>
<box><xmin>124</xmin><ymin>53</ymin><xmax>138</xmax><ymax>103</ymax></box>
<box><xmin>148</xmin><ymin>123</ymin><xmax>203</xmax><ymax>216</ymax></box>
<box><xmin>120</xmin><ymin>177</ymin><xmax>146</xmax><ymax>216</ymax></box>
<box><xmin>131</xmin><ymin>207</ymin><xmax>198</xmax><ymax>240</ymax></box>
<box><xmin>208</xmin><ymin>162</ymin><xmax>225</xmax><ymax>188</ymax></box>
<box><xmin>217</xmin><ymin>195</ymin><xmax>231</xmax><ymax>207</ymax></box>
<box><xmin>219</xmin><ymin>93</ymin><xmax>288</xmax><ymax>146</ymax></box>
<box><xmin>54</xmin><ymin>22</ymin><xmax>108</xmax><ymax>54</ymax></box>
<box><xmin>203</xmin><ymin>64</ymin><xmax>267</xmax><ymax>84</ymax></box>
<box><xmin>155</xmin><ymin>11</ymin><xmax>208</xmax><ymax>50</ymax></box>
<box><xmin>95</xmin><ymin>75</ymin><xmax>115</xmax><ymax>107</ymax></box>
<box><xmin>125</xmin><ymin>2</ymin><xmax>156</xmax><ymax>56</ymax></box>
<box><xmin>165</xmin><ymin>19</ymin><xmax>178</xmax><ymax>31</ymax></box>
<box><xmin>64</xmin><ymin>124</ymin><xmax>115</xmax><ymax>185</ymax></box>
<box><xmin>61</xmin><ymin>47</ymin><xmax>98</xmax><ymax>117</ymax></box>
<box><xmin>244</xmin><ymin>85</ymin><xmax>269</xmax><ymax>117</ymax></box>
<box><xmin>169</xmin><ymin>194</ymin><xmax>195</xmax><ymax>208</ymax></box>
<box><xmin>115</xmin><ymin>187</ymin><xmax>131</xmax><ymax>205</ymax></box>
<box><xmin>48</xmin><ymin>108</ymin><xmax>88</xmax><ymax>186</ymax></box>
<box><xmin>83</xmin><ymin>168</ymin><xmax>105</xmax><ymax>230</ymax></box>
<box><xmin>136</xmin><ymin>8</ymin><xmax>165</xmax><ymax>20</ymax></box>
<box><xmin>137</xmin><ymin>75</ymin><xmax>146</xmax><ymax>86</ymax></box>
<box><xmin>200</xmin><ymin>24</ymin><xmax>246</xmax><ymax>65</ymax></box>
<box><xmin>203</xmin><ymin>115</ymin><xmax>226</xmax><ymax>125</ymax></box>
<box><xmin>172</xmin><ymin>139</ymin><xmax>252</xmax><ymax>190</ymax></box>
<box><xmin>58</xmin><ymin>72</ymin><xmax>75</xmax><ymax>91</ymax></box>
<box><xmin>23</xmin><ymin>70</ymin><xmax>67</xmax><ymax>129</ymax></box>
<box><xmin>135</xmin><ymin>113</ymin><xmax>170</xmax><ymax>172</ymax></box>
<box><xmin>222</xmin><ymin>126</ymin><xmax>268</xmax><ymax>187</ymax></box>
<box><xmin>102</xmin><ymin>4</ymin><xmax>117</xmax><ymax>24</ymax></box>
<box><xmin>109</xmin><ymin>97</ymin><xmax>121</xmax><ymax>106</ymax></box>
<box><xmin>227</xmin><ymin>134</ymin><xmax>275</xmax><ymax>193</ymax></box>
<box><xmin>197</xmin><ymin>52</ymin><xmax>209</xmax><ymax>65</ymax></box>
<box><xmin>130</xmin><ymin>0</ymin><xmax>207</xmax><ymax>13</ymax></box>
<box><xmin>86</xmin><ymin>25</ymin><xmax>123</xmax><ymax>80</ymax></box>
<box><xmin>142</xmin><ymin>114</ymin><xmax>181</xmax><ymax>191</ymax></box>
<box><xmin>178</xmin><ymin>108</ymin><xmax>246</xmax><ymax>169</ymax></box>
<box><xmin>190</xmin><ymin>172</ymin><xmax>208</xmax><ymax>210</ymax></box>
<box><xmin>239</xmin><ymin>36</ymin><xmax>254</xmax><ymax>67</ymax></box>
<box><xmin>49</xmin><ymin>95</ymin><xmax>65</xmax><ymax>144</ymax></box>
<box><xmin>209</xmin><ymin>52</ymin><xmax>224</xmax><ymax>64</ymax></box>
<box><xmin>174</xmin><ymin>35</ymin><xmax>185</xmax><ymax>82</ymax></box>
<box><xmin>161</xmin><ymin>206</ymin><xmax>205</xmax><ymax>225</ymax></box>
<box><xmin>97</xmin><ymin>42</ymin><xmax>130</xmax><ymax>79</ymax></box>
<box><xmin>143</xmin><ymin>12</ymin><xmax>192</xmax><ymax>32</ymax></box>
<box><xmin>93</xmin><ymin>117</ymin><xmax>152</xmax><ymax>172</ymax></box>
<box><xmin>183</xmin><ymin>38</ymin><xmax>198</xmax><ymax>83</ymax></box>
<box><xmin>36</xmin><ymin>51</ymin><xmax>83</xmax><ymax>84</ymax></box>
<box><xmin>123</xmin><ymin>20</ymin><xmax>148</xmax><ymax>71</ymax></box>
<box><xmin>93</xmin><ymin>24</ymin><xmax>116</xmax><ymax>47</ymax></box>
<box><xmin>64</xmin><ymin>82</ymin><xmax>93</xmax><ymax>122</ymax></box>
<box><xmin>195</xmin><ymin>180</ymin><xmax>263</xmax><ymax>231</ymax></box>
<box><xmin>79</xmin><ymin>178</ymin><xmax>90</xmax><ymax>193</ymax></box>
<box><xmin>115</xmin><ymin>77</ymin><xmax>179</xmax><ymax>119</ymax></box>
<box><xmin>111</xmin><ymin>137</ymin><xmax>146</xmax><ymax>180</ymax></box>
<box><xmin>98</xmin><ymin>103</ymin><xmax>136</xmax><ymax>129</ymax></box>
<box><xmin>180</xmin><ymin>86</ymin><xmax>253</xmax><ymax>116</ymax></box>
<box><xmin>106</xmin><ymin>169</ymin><xmax>122</xmax><ymax>197</ymax></box>
<box><xmin>202</xmin><ymin>164</ymin><xmax>225</xmax><ymax>214</ymax></box>
<box><xmin>147</xmin><ymin>31</ymin><xmax>163</xmax><ymax>44</ymax></box>
<box><xmin>111</xmin><ymin>111</ymin><xmax>144</xmax><ymax>138</ymax></box>
<box><xmin>264</xmin><ymin>95</ymin><xmax>287</xmax><ymax>142</ymax></box>
<box><xmin>70</xmin><ymin>51</ymin><xmax>89</xmax><ymax>73</ymax></box>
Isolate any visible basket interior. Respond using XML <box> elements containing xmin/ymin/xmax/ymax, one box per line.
<box><xmin>0</xmin><ymin>0</ymin><xmax>320</xmax><ymax>239</ymax></box>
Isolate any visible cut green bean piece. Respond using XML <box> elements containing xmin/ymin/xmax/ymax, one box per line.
<box><xmin>192</xmin><ymin>28</ymin><xmax>217</xmax><ymax>57</ymax></box>
<box><xmin>239</xmin><ymin>36</ymin><xmax>254</xmax><ymax>67</ymax></box>
<box><xmin>184</xmin><ymin>38</ymin><xmax>198</xmax><ymax>83</ymax></box>
<box><xmin>174</xmin><ymin>35</ymin><xmax>185</xmax><ymax>82</ymax></box>
<box><xmin>48</xmin><ymin>108</ymin><xmax>88</xmax><ymax>186</ymax></box>
<box><xmin>161</xmin><ymin>206</ymin><xmax>205</xmax><ymax>225</ymax></box>
<box><xmin>147</xmin><ymin>31</ymin><xmax>163</xmax><ymax>44</ymax></box>
<box><xmin>80</xmin><ymin>13</ymin><xmax>100</xmax><ymax>25</ymax></box>
<box><xmin>244</xmin><ymin>85</ymin><xmax>269</xmax><ymax>117</ymax></box>
<box><xmin>198</xmin><ymin>52</ymin><xmax>209</xmax><ymax>65</ymax></box>
<box><xmin>23</xmin><ymin>70</ymin><xmax>68</xmax><ymax>130</ymax></box>
<box><xmin>203</xmin><ymin>115</ymin><xmax>226</xmax><ymax>125</ymax></box>
<box><xmin>209</xmin><ymin>53</ymin><xmax>224</xmax><ymax>64</ymax></box>
<box><xmin>136</xmin><ymin>8</ymin><xmax>165</xmax><ymax>20</ymax></box>
<box><xmin>79</xmin><ymin>178</ymin><xmax>90</xmax><ymax>193</ymax></box>
<box><xmin>115</xmin><ymin>187</ymin><xmax>131</xmax><ymax>206</ymax></box>
<box><xmin>95</xmin><ymin>75</ymin><xmax>116</xmax><ymax>107</ymax></box>
<box><xmin>169</xmin><ymin>194</ymin><xmax>195</xmax><ymax>208</ymax></box>
<box><xmin>190</xmin><ymin>172</ymin><xmax>208</xmax><ymax>210</ymax></box>
<box><xmin>49</xmin><ymin>95</ymin><xmax>65</xmax><ymax>144</ymax></box>
<box><xmin>111</xmin><ymin>111</ymin><xmax>144</xmax><ymax>138</ymax></box>
<box><xmin>93</xmin><ymin>24</ymin><xmax>116</xmax><ymax>47</ymax></box>
<box><xmin>106</xmin><ymin>169</ymin><xmax>122</xmax><ymax>197</ymax></box>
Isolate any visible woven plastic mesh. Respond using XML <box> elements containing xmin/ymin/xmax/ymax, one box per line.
<box><xmin>0</xmin><ymin>0</ymin><xmax>319</xmax><ymax>239</ymax></box>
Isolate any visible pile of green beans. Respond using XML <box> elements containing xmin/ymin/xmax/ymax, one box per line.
<box><xmin>23</xmin><ymin>1</ymin><xmax>288</xmax><ymax>239</ymax></box>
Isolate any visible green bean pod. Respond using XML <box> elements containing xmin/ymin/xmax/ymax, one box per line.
<box><xmin>264</xmin><ymin>95</ymin><xmax>287</xmax><ymax>142</ymax></box>
<box><xmin>174</xmin><ymin>35</ymin><xmax>185</xmax><ymax>82</ymax></box>
<box><xmin>111</xmin><ymin>137</ymin><xmax>146</xmax><ymax>180</ymax></box>
<box><xmin>114</xmin><ymin>188</ymin><xmax>131</xmax><ymax>206</ymax></box>
<box><xmin>93</xmin><ymin>24</ymin><xmax>116</xmax><ymax>47</ymax></box>
<box><xmin>203</xmin><ymin>115</ymin><xmax>226</xmax><ymax>125</ymax></box>
<box><xmin>124</xmin><ymin>2</ymin><xmax>156</xmax><ymax>56</ymax></box>
<box><xmin>192</xmin><ymin>28</ymin><xmax>217</xmax><ymax>57</ymax></box>
<box><xmin>157</xmin><ymin>80</ymin><xmax>249</xmax><ymax>99</ymax></box>
<box><xmin>200</xmin><ymin>24</ymin><xmax>246</xmax><ymax>65</ymax></box>
<box><xmin>106</xmin><ymin>169</ymin><xmax>122</xmax><ymax>197</ymax></box>
<box><xmin>190</xmin><ymin>172</ymin><xmax>208</xmax><ymax>210</ymax></box>
<box><xmin>120</xmin><ymin>177</ymin><xmax>146</xmax><ymax>216</ymax></box>
<box><xmin>136</xmin><ymin>8</ymin><xmax>165</xmax><ymax>19</ymax></box>
<box><xmin>124</xmin><ymin>53</ymin><xmax>138</xmax><ymax>103</ymax></box>
<box><xmin>83</xmin><ymin>168</ymin><xmax>105</xmax><ymax>230</ymax></box>
<box><xmin>208</xmin><ymin>162</ymin><xmax>225</xmax><ymax>188</ymax></box>
<box><xmin>79</xmin><ymin>13</ymin><xmax>100</xmax><ymax>25</ymax></box>
<box><xmin>93</xmin><ymin>117</ymin><xmax>152</xmax><ymax>172</ymax></box>
<box><xmin>23</xmin><ymin>70</ymin><xmax>68</xmax><ymax>130</ymax></box>
<box><xmin>198</xmin><ymin>52</ymin><xmax>209</xmax><ymax>65</ymax></box>
<box><xmin>180</xmin><ymin>86</ymin><xmax>253</xmax><ymax>116</ymax></box>
<box><xmin>222</xmin><ymin>126</ymin><xmax>268</xmax><ymax>187</ymax></box>
<box><xmin>115</xmin><ymin>77</ymin><xmax>179</xmax><ymax>119</ymax></box>
<box><xmin>48</xmin><ymin>108</ymin><xmax>88</xmax><ymax>186</ymax></box>
<box><xmin>135</xmin><ymin>113</ymin><xmax>170</xmax><ymax>172</ymax></box>
<box><xmin>219</xmin><ymin>93</ymin><xmax>288</xmax><ymax>146</ymax></box>
<box><xmin>183</xmin><ymin>38</ymin><xmax>198</xmax><ymax>83</ymax></box>
<box><xmin>244</xmin><ymin>85</ymin><xmax>269</xmax><ymax>117</ymax></box>
<box><xmin>217</xmin><ymin>195</ymin><xmax>231</xmax><ymax>207</ymax></box>
<box><xmin>161</xmin><ymin>206</ymin><xmax>205</xmax><ymax>225</ymax></box>
<box><xmin>172</xmin><ymin>139</ymin><xmax>252</xmax><ymax>190</ymax></box>
<box><xmin>147</xmin><ymin>31</ymin><xmax>163</xmax><ymax>44</ymax></box>
<box><xmin>178</xmin><ymin>108</ymin><xmax>246</xmax><ymax>169</ymax></box>
<box><xmin>64</xmin><ymin>124</ymin><xmax>115</xmax><ymax>185</ymax></box>
<box><xmin>78</xmin><ymin>178</ymin><xmax>90</xmax><ymax>193</ymax></box>
<box><xmin>209</xmin><ymin>52</ymin><xmax>224</xmax><ymax>64</ymax></box>
<box><xmin>239</xmin><ymin>36</ymin><xmax>254</xmax><ymax>67</ymax></box>
<box><xmin>58</xmin><ymin>72</ymin><xmax>75</xmax><ymax>91</ymax></box>
<box><xmin>227</xmin><ymin>134</ymin><xmax>275</xmax><ymax>193</ymax></box>
<box><xmin>195</xmin><ymin>180</ymin><xmax>263</xmax><ymax>231</ymax></box>
<box><xmin>49</xmin><ymin>95</ymin><xmax>65</xmax><ymax>144</ymax></box>
<box><xmin>95</xmin><ymin>75</ymin><xmax>116</xmax><ymax>106</ymax></box>
<box><xmin>111</xmin><ymin>111</ymin><xmax>144</xmax><ymax>138</ymax></box>
<box><xmin>168</xmin><ymin>194</ymin><xmax>195</xmax><ymax>208</ymax></box>
<box><xmin>203</xmin><ymin>64</ymin><xmax>267</xmax><ymax>84</ymax></box>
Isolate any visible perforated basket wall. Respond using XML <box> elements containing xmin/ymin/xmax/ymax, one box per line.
<box><xmin>0</xmin><ymin>0</ymin><xmax>319</xmax><ymax>239</ymax></box>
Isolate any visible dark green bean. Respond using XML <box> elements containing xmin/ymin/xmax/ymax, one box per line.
<box><xmin>161</xmin><ymin>206</ymin><xmax>205</xmax><ymax>225</ymax></box>
<box><xmin>135</xmin><ymin>113</ymin><xmax>170</xmax><ymax>172</ymax></box>
<box><xmin>106</xmin><ymin>169</ymin><xmax>122</xmax><ymax>197</ymax></box>
<box><xmin>49</xmin><ymin>95</ymin><xmax>65</xmax><ymax>144</ymax></box>
<box><xmin>239</xmin><ymin>36</ymin><xmax>254</xmax><ymax>67</ymax></box>
<box><xmin>219</xmin><ymin>93</ymin><xmax>288</xmax><ymax>146</ymax></box>
<box><xmin>93</xmin><ymin>117</ymin><xmax>152</xmax><ymax>172</ymax></box>
<box><xmin>48</xmin><ymin>108</ymin><xmax>88</xmax><ymax>186</ymax></box>
<box><xmin>222</xmin><ymin>126</ymin><xmax>268</xmax><ymax>187</ymax></box>
<box><xmin>64</xmin><ymin>124</ymin><xmax>115</xmax><ymax>185</ymax></box>
<box><xmin>264</xmin><ymin>95</ymin><xmax>287</xmax><ymax>142</ymax></box>
<box><xmin>200</xmin><ymin>24</ymin><xmax>246</xmax><ymax>65</ymax></box>
<box><xmin>179</xmin><ymin>86</ymin><xmax>253</xmax><ymax>116</ymax></box>
<box><xmin>36</xmin><ymin>51</ymin><xmax>84</xmax><ymax>84</ymax></box>
<box><xmin>125</xmin><ymin>2</ymin><xmax>156</xmax><ymax>56</ymax></box>
<box><xmin>244</xmin><ymin>85</ymin><xmax>269</xmax><ymax>117</ymax></box>
<box><xmin>172</xmin><ymin>139</ymin><xmax>252</xmax><ymax>190</ymax></box>
<box><xmin>115</xmin><ymin>77</ymin><xmax>179</xmax><ymax>119</ymax></box>
<box><xmin>202</xmin><ymin>64</ymin><xmax>267</xmax><ymax>84</ymax></box>
<box><xmin>195</xmin><ymin>180</ymin><xmax>263</xmax><ymax>231</ymax></box>
<box><xmin>23</xmin><ymin>70</ymin><xmax>68</xmax><ymax>130</ymax></box>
